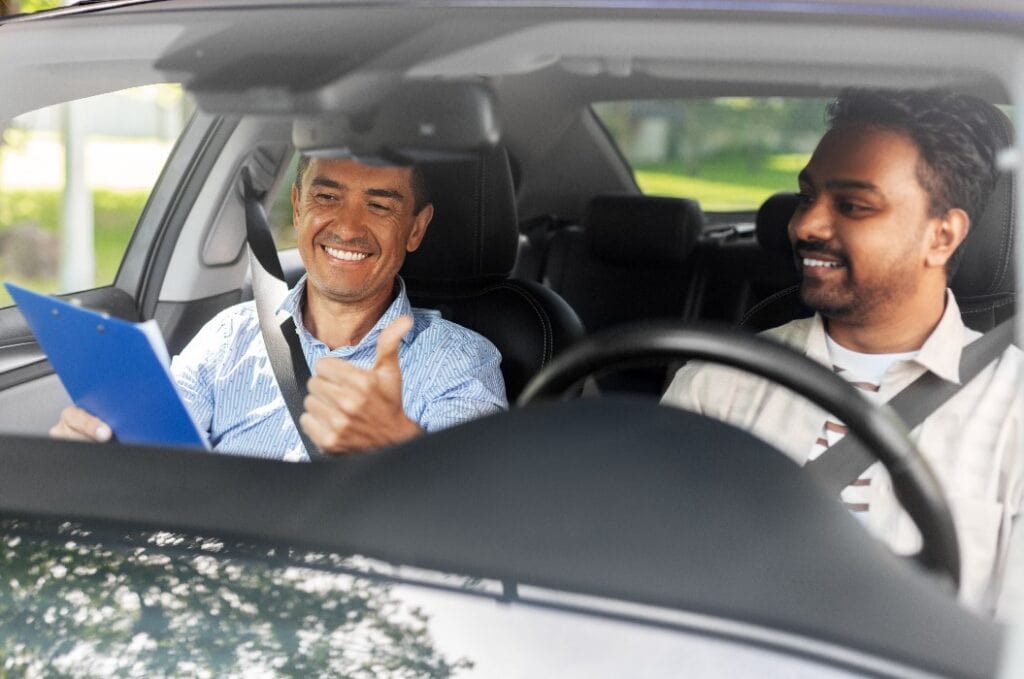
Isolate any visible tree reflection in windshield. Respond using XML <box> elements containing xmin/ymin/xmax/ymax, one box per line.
<box><xmin>0</xmin><ymin>518</ymin><xmax>473</xmax><ymax>677</ymax></box>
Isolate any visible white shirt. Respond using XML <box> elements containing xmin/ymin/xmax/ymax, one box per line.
<box><xmin>662</xmin><ymin>291</ymin><xmax>1023</xmax><ymax>617</ymax></box>
<box><xmin>808</xmin><ymin>338</ymin><xmax>919</xmax><ymax>521</ymax></box>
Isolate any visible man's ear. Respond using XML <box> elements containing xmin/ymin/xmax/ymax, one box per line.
<box><xmin>406</xmin><ymin>203</ymin><xmax>433</xmax><ymax>253</ymax></box>
<box><xmin>925</xmin><ymin>207</ymin><xmax>970</xmax><ymax>270</ymax></box>
<box><xmin>291</xmin><ymin>184</ymin><xmax>300</xmax><ymax>228</ymax></box>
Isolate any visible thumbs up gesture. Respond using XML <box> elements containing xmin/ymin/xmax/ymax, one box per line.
<box><xmin>300</xmin><ymin>315</ymin><xmax>422</xmax><ymax>454</ymax></box>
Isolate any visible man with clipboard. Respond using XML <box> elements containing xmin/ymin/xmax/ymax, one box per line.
<box><xmin>51</xmin><ymin>156</ymin><xmax>508</xmax><ymax>460</ymax></box>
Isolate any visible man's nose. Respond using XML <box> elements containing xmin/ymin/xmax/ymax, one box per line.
<box><xmin>329</xmin><ymin>200</ymin><xmax>366</xmax><ymax>233</ymax></box>
<box><xmin>788</xmin><ymin>197</ymin><xmax>832</xmax><ymax>244</ymax></box>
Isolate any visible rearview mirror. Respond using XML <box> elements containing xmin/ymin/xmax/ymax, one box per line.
<box><xmin>292</xmin><ymin>81</ymin><xmax>501</xmax><ymax>164</ymax></box>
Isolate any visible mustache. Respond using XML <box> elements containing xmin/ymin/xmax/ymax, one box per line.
<box><xmin>316</xmin><ymin>235</ymin><xmax>376</xmax><ymax>252</ymax></box>
<box><xmin>793</xmin><ymin>240</ymin><xmax>847</xmax><ymax>264</ymax></box>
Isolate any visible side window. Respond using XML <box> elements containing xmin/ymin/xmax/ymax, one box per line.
<box><xmin>592</xmin><ymin>98</ymin><xmax>830</xmax><ymax>212</ymax></box>
<box><xmin>0</xmin><ymin>84</ymin><xmax>194</xmax><ymax>307</ymax></box>
<box><xmin>268</xmin><ymin>154</ymin><xmax>299</xmax><ymax>250</ymax></box>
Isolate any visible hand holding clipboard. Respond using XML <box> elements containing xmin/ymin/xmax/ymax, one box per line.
<box><xmin>6</xmin><ymin>282</ymin><xmax>208</xmax><ymax>449</ymax></box>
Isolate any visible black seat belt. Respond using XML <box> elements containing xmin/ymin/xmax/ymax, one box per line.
<box><xmin>241</xmin><ymin>168</ymin><xmax>324</xmax><ymax>461</ymax></box>
<box><xmin>806</xmin><ymin>316</ymin><xmax>1016</xmax><ymax>494</ymax></box>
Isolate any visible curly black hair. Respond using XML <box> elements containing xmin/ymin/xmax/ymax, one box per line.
<box><xmin>827</xmin><ymin>88</ymin><xmax>1011</xmax><ymax>277</ymax></box>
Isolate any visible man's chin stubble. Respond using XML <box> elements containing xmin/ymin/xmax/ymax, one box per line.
<box><xmin>799</xmin><ymin>284</ymin><xmax>859</xmax><ymax>321</ymax></box>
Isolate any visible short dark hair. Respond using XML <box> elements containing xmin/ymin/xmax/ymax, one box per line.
<box><xmin>826</xmin><ymin>88</ymin><xmax>1009</xmax><ymax>278</ymax></box>
<box><xmin>293</xmin><ymin>154</ymin><xmax>431</xmax><ymax>214</ymax></box>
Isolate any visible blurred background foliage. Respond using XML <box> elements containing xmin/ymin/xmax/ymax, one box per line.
<box><xmin>1</xmin><ymin>0</ymin><xmax>63</xmax><ymax>15</ymax></box>
<box><xmin>593</xmin><ymin>97</ymin><xmax>829</xmax><ymax>211</ymax></box>
<box><xmin>0</xmin><ymin>84</ymin><xmax>191</xmax><ymax>306</ymax></box>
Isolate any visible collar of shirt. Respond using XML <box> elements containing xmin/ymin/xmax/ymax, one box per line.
<box><xmin>801</xmin><ymin>289</ymin><xmax>967</xmax><ymax>386</ymax></box>
<box><xmin>276</xmin><ymin>274</ymin><xmax>415</xmax><ymax>360</ymax></box>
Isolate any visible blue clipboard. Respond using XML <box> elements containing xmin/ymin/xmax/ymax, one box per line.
<box><xmin>5</xmin><ymin>282</ymin><xmax>208</xmax><ymax>449</ymax></box>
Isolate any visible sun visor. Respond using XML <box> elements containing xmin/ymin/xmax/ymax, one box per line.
<box><xmin>292</xmin><ymin>81</ymin><xmax>501</xmax><ymax>164</ymax></box>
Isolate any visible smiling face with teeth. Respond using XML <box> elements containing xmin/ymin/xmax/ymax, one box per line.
<box><xmin>291</xmin><ymin>157</ymin><xmax>433</xmax><ymax>324</ymax></box>
<box><xmin>788</xmin><ymin>125</ymin><xmax>965</xmax><ymax>333</ymax></box>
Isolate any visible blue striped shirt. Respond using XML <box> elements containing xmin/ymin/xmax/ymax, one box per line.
<box><xmin>171</xmin><ymin>276</ymin><xmax>507</xmax><ymax>461</ymax></box>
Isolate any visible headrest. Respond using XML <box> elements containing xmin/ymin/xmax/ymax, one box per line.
<box><xmin>755</xmin><ymin>192</ymin><xmax>800</xmax><ymax>256</ymax></box>
<box><xmin>584</xmin><ymin>194</ymin><xmax>704</xmax><ymax>266</ymax></box>
<box><xmin>400</xmin><ymin>146</ymin><xmax>518</xmax><ymax>285</ymax></box>
<box><xmin>951</xmin><ymin>102</ymin><xmax>1015</xmax><ymax>297</ymax></box>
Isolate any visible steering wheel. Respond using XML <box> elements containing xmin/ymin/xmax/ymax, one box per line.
<box><xmin>517</xmin><ymin>321</ymin><xmax>961</xmax><ymax>588</ymax></box>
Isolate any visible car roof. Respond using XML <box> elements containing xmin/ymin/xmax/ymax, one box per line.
<box><xmin>0</xmin><ymin>0</ymin><xmax>1017</xmax><ymax>118</ymax></box>
<box><xmin>0</xmin><ymin>0</ymin><xmax>1016</xmax><ymax>221</ymax></box>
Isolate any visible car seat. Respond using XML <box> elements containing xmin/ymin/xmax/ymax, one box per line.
<box><xmin>540</xmin><ymin>193</ymin><xmax>705</xmax><ymax>394</ymax></box>
<box><xmin>401</xmin><ymin>146</ymin><xmax>584</xmax><ymax>402</ymax></box>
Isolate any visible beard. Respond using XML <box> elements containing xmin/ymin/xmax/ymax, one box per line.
<box><xmin>794</xmin><ymin>241</ymin><xmax>917</xmax><ymax>322</ymax></box>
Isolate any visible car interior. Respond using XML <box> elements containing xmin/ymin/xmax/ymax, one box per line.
<box><xmin>0</xmin><ymin>2</ymin><xmax>1021</xmax><ymax>677</ymax></box>
<box><xmin>0</xmin><ymin>5</ymin><xmax>1015</xmax><ymax>424</ymax></box>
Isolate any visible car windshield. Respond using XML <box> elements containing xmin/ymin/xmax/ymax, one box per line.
<box><xmin>0</xmin><ymin>2</ymin><xmax>1021</xmax><ymax>678</ymax></box>
<box><xmin>0</xmin><ymin>515</ymin><xmax>869</xmax><ymax>678</ymax></box>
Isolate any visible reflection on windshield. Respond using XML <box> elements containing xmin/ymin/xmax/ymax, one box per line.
<box><xmin>0</xmin><ymin>517</ymin><xmax>872</xmax><ymax>678</ymax></box>
<box><xmin>0</xmin><ymin>518</ymin><xmax>472</xmax><ymax>677</ymax></box>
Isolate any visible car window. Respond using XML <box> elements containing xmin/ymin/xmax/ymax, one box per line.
<box><xmin>268</xmin><ymin>153</ymin><xmax>299</xmax><ymax>250</ymax></box>
<box><xmin>592</xmin><ymin>98</ymin><xmax>830</xmax><ymax>212</ymax></box>
<box><xmin>0</xmin><ymin>0</ymin><xmax>61</xmax><ymax>16</ymax></box>
<box><xmin>0</xmin><ymin>84</ymin><xmax>194</xmax><ymax>307</ymax></box>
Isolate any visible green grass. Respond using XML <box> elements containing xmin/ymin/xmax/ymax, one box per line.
<box><xmin>0</xmin><ymin>188</ymin><xmax>148</xmax><ymax>306</ymax></box>
<box><xmin>633</xmin><ymin>152</ymin><xmax>809</xmax><ymax>211</ymax></box>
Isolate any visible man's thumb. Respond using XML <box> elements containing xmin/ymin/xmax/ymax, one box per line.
<box><xmin>374</xmin><ymin>315</ymin><xmax>413</xmax><ymax>372</ymax></box>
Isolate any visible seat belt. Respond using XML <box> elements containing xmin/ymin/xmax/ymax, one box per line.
<box><xmin>806</xmin><ymin>316</ymin><xmax>1016</xmax><ymax>494</ymax></box>
<box><xmin>241</xmin><ymin>168</ymin><xmax>324</xmax><ymax>461</ymax></box>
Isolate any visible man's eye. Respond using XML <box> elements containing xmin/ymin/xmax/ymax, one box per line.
<box><xmin>314</xmin><ymin>193</ymin><xmax>337</xmax><ymax>202</ymax></box>
<box><xmin>368</xmin><ymin>202</ymin><xmax>391</xmax><ymax>212</ymax></box>
<box><xmin>837</xmin><ymin>201</ymin><xmax>869</xmax><ymax>215</ymax></box>
<box><xmin>795</xmin><ymin>192</ymin><xmax>814</xmax><ymax>206</ymax></box>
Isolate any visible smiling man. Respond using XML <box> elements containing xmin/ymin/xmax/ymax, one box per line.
<box><xmin>53</xmin><ymin>156</ymin><xmax>508</xmax><ymax>458</ymax></box>
<box><xmin>662</xmin><ymin>89</ymin><xmax>1022</xmax><ymax>617</ymax></box>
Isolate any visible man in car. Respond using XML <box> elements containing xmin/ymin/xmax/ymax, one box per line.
<box><xmin>662</xmin><ymin>88</ymin><xmax>1021</xmax><ymax>617</ymax></box>
<box><xmin>51</xmin><ymin>155</ymin><xmax>508</xmax><ymax>459</ymax></box>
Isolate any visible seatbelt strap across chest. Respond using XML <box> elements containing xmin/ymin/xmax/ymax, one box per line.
<box><xmin>241</xmin><ymin>169</ymin><xmax>324</xmax><ymax>461</ymax></box>
<box><xmin>806</xmin><ymin>317</ymin><xmax>1016</xmax><ymax>495</ymax></box>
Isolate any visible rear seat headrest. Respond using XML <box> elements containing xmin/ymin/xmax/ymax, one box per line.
<box><xmin>584</xmin><ymin>193</ymin><xmax>704</xmax><ymax>266</ymax></box>
<box><xmin>755</xmin><ymin>192</ymin><xmax>799</xmax><ymax>256</ymax></box>
<box><xmin>401</xmin><ymin>146</ymin><xmax>518</xmax><ymax>286</ymax></box>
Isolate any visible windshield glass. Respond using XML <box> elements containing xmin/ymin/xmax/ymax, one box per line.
<box><xmin>0</xmin><ymin>516</ymin><xmax>865</xmax><ymax>678</ymax></box>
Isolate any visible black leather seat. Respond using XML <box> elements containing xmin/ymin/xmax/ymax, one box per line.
<box><xmin>734</xmin><ymin>192</ymin><xmax>809</xmax><ymax>330</ymax></box>
<box><xmin>742</xmin><ymin>158</ymin><xmax>1016</xmax><ymax>332</ymax></box>
<box><xmin>401</xmin><ymin>147</ymin><xmax>584</xmax><ymax>402</ymax></box>
<box><xmin>540</xmin><ymin>193</ymin><xmax>705</xmax><ymax>394</ymax></box>
<box><xmin>542</xmin><ymin>193</ymin><xmax>705</xmax><ymax>332</ymax></box>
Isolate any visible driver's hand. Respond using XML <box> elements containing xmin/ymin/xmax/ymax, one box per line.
<box><xmin>300</xmin><ymin>315</ymin><xmax>423</xmax><ymax>454</ymax></box>
<box><xmin>50</xmin><ymin>406</ymin><xmax>113</xmax><ymax>442</ymax></box>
